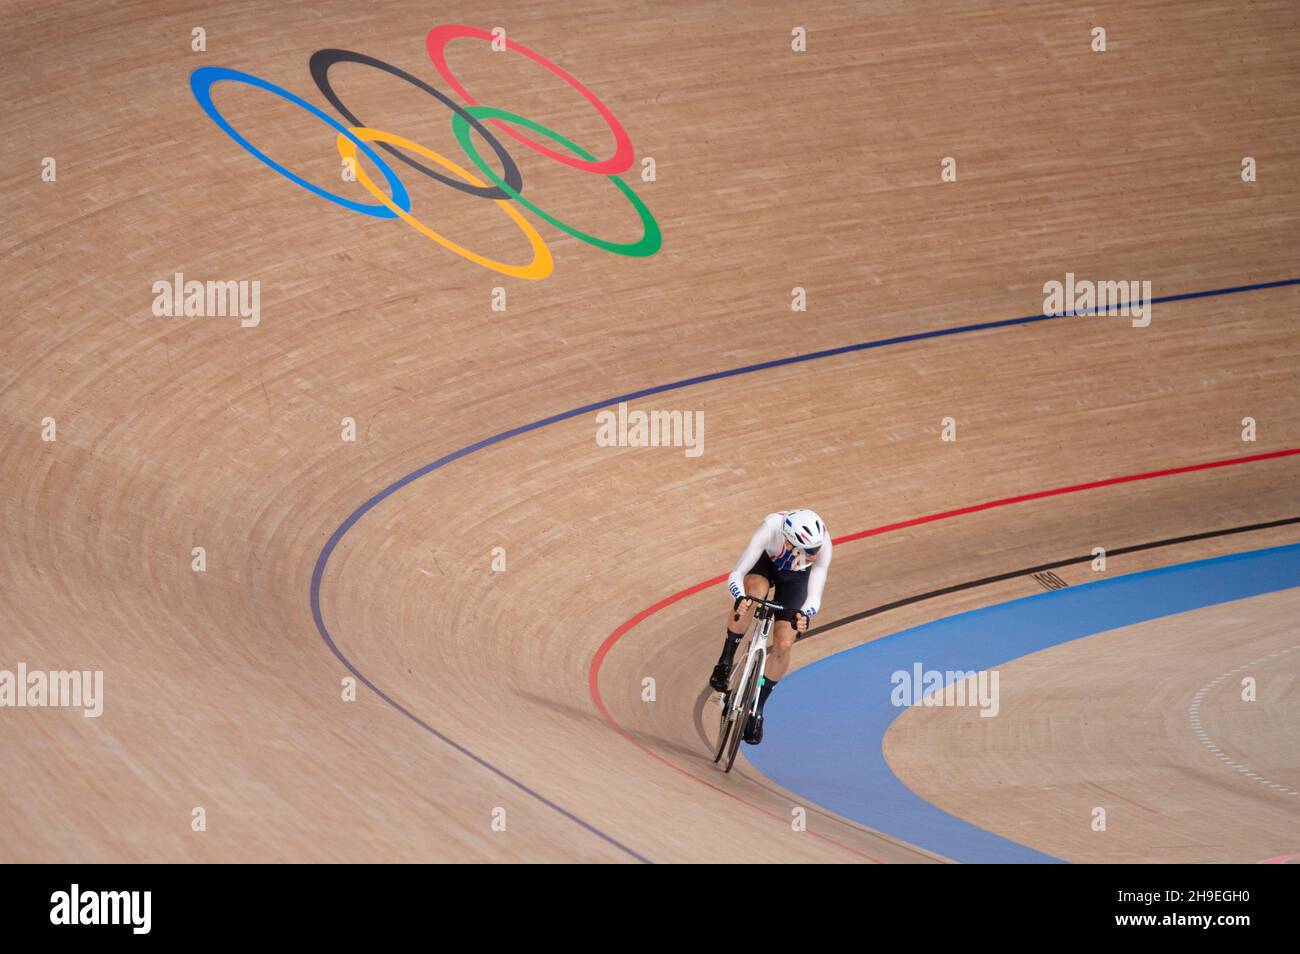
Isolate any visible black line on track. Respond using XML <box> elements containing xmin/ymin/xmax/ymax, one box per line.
<box><xmin>802</xmin><ymin>515</ymin><xmax>1300</xmax><ymax>640</ymax></box>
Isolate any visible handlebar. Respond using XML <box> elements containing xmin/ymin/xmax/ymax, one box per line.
<box><xmin>739</xmin><ymin>596</ymin><xmax>786</xmax><ymax>617</ymax></box>
<box><xmin>736</xmin><ymin>596</ymin><xmax>813</xmax><ymax>624</ymax></box>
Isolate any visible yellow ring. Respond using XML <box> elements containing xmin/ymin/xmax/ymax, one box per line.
<box><xmin>337</xmin><ymin>128</ymin><xmax>553</xmax><ymax>280</ymax></box>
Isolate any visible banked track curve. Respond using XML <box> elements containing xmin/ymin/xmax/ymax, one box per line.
<box><xmin>309</xmin><ymin>275</ymin><xmax>1300</xmax><ymax>862</ymax></box>
<box><xmin>591</xmin><ymin>449</ymin><xmax>1300</xmax><ymax>862</ymax></box>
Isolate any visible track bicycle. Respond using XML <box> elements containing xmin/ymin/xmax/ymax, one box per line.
<box><xmin>712</xmin><ymin>597</ymin><xmax>784</xmax><ymax>773</ymax></box>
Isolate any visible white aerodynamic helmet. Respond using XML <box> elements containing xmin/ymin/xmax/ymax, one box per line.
<box><xmin>782</xmin><ymin>509</ymin><xmax>827</xmax><ymax>552</ymax></box>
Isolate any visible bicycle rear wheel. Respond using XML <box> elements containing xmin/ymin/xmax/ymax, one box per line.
<box><xmin>712</xmin><ymin>685</ymin><xmax>735</xmax><ymax>763</ymax></box>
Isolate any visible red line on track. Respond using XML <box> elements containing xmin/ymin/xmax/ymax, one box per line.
<box><xmin>588</xmin><ymin>447</ymin><xmax>1300</xmax><ymax>863</ymax></box>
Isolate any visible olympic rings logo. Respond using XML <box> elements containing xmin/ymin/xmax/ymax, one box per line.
<box><xmin>189</xmin><ymin>24</ymin><xmax>660</xmax><ymax>280</ymax></box>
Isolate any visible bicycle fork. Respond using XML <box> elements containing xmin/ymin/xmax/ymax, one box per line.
<box><xmin>732</xmin><ymin>617</ymin><xmax>771</xmax><ymax>721</ymax></box>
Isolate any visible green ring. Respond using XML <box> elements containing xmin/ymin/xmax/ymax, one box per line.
<box><xmin>451</xmin><ymin>105</ymin><xmax>661</xmax><ymax>258</ymax></box>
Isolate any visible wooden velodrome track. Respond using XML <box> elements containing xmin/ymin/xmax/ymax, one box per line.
<box><xmin>2</xmin><ymin>0</ymin><xmax>1298</xmax><ymax>863</ymax></box>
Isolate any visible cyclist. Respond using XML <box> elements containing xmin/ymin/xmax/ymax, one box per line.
<box><xmin>709</xmin><ymin>509</ymin><xmax>831</xmax><ymax>744</ymax></box>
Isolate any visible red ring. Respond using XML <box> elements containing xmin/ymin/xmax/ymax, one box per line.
<box><xmin>426</xmin><ymin>24</ymin><xmax>635</xmax><ymax>175</ymax></box>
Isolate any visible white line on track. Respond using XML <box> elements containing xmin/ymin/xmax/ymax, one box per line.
<box><xmin>1187</xmin><ymin>644</ymin><xmax>1300</xmax><ymax>798</ymax></box>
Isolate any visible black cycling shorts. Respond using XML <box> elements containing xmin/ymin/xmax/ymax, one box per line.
<box><xmin>740</xmin><ymin>551</ymin><xmax>807</xmax><ymax>623</ymax></box>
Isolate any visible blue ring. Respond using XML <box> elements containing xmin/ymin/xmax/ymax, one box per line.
<box><xmin>189</xmin><ymin>66</ymin><xmax>410</xmax><ymax>218</ymax></box>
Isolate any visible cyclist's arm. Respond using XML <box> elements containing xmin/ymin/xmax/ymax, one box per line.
<box><xmin>726</xmin><ymin>520</ymin><xmax>771</xmax><ymax>600</ymax></box>
<box><xmin>801</xmin><ymin>537</ymin><xmax>833</xmax><ymax>617</ymax></box>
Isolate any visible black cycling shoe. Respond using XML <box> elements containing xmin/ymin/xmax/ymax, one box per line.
<box><xmin>709</xmin><ymin>663</ymin><xmax>730</xmax><ymax>693</ymax></box>
<box><xmin>743</xmin><ymin>713</ymin><xmax>764</xmax><ymax>745</ymax></box>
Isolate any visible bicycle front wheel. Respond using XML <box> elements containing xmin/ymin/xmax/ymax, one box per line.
<box><xmin>723</xmin><ymin>657</ymin><xmax>762</xmax><ymax>773</ymax></box>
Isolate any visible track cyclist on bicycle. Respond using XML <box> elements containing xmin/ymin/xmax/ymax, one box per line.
<box><xmin>710</xmin><ymin>509</ymin><xmax>832</xmax><ymax>745</ymax></box>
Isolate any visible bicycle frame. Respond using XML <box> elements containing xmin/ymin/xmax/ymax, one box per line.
<box><xmin>714</xmin><ymin>597</ymin><xmax>783</xmax><ymax>771</ymax></box>
<box><xmin>729</xmin><ymin>610</ymin><xmax>774</xmax><ymax>723</ymax></box>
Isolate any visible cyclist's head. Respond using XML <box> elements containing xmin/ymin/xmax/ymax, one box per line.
<box><xmin>782</xmin><ymin>509</ymin><xmax>826</xmax><ymax>555</ymax></box>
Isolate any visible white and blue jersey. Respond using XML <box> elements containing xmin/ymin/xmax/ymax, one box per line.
<box><xmin>726</xmin><ymin>512</ymin><xmax>832</xmax><ymax>617</ymax></box>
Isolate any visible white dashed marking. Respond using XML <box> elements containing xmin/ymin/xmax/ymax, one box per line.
<box><xmin>1188</xmin><ymin>644</ymin><xmax>1299</xmax><ymax>799</ymax></box>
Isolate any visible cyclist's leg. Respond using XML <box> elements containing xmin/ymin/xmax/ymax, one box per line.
<box><xmin>745</xmin><ymin>617</ymin><xmax>793</xmax><ymax>744</ymax></box>
<box><xmin>712</xmin><ymin>554</ymin><xmax>774</xmax><ymax>690</ymax></box>
<box><xmin>765</xmin><ymin>619</ymin><xmax>798</xmax><ymax>682</ymax></box>
<box><xmin>756</xmin><ymin>568</ymin><xmax>809</xmax><ymax>712</ymax></box>
<box><xmin>717</xmin><ymin>574</ymin><xmax>764</xmax><ymax>665</ymax></box>
<box><xmin>744</xmin><ymin>613</ymin><xmax>792</xmax><ymax>744</ymax></box>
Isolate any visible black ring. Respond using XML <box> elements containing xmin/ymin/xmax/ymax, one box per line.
<box><xmin>309</xmin><ymin>49</ymin><xmax>523</xmax><ymax>201</ymax></box>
